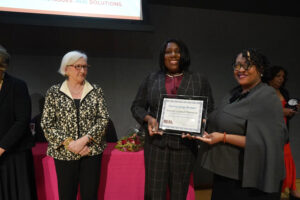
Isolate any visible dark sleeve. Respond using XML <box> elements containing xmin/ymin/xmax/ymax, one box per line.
<box><xmin>0</xmin><ymin>80</ymin><xmax>31</xmax><ymax>150</ymax></box>
<box><xmin>242</xmin><ymin>87</ymin><xmax>287</xmax><ymax>192</ymax></box>
<box><xmin>32</xmin><ymin>114</ymin><xmax>47</xmax><ymax>142</ymax></box>
<box><xmin>131</xmin><ymin>75</ymin><xmax>151</xmax><ymax>125</ymax></box>
<box><xmin>200</xmin><ymin>75</ymin><xmax>214</xmax><ymax>114</ymax></box>
<box><xmin>281</xmin><ymin>87</ymin><xmax>292</xmax><ymax>127</ymax></box>
<box><xmin>105</xmin><ymin>118</ymin><xmax>118</xmax><ymax>142</ymax></box>
<box><xmin>280</xmin><ymin>87</ymin><xmax>290</xmax><ymax>101</ymax></box>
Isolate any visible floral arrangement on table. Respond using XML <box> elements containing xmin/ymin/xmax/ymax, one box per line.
<box><xmin>115</xmin><ymin>127</ymin><xmax>145</xmax><ymax>152</ymax></box>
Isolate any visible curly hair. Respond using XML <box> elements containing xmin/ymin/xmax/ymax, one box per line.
<box><xmin>262</xmin><ymin>65</ymin><xmax>288</xmax><ymax>88</ymax></box>
<box><xmin>0</xmin><ymin>45</ymin><xmax>10</xmax><ymax>68</ymax></box>
<box><xmin>233</xmin><ymin>48</ymin><xmax>270</xmax><ymax>74</ymax></box>
<box><xmin>159</xmin><ymin>39</ymin><xmax>190</xmax><ymax>72</ymax></box>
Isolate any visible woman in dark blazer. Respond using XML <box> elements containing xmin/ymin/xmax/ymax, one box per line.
<box><xmin>131</xmin><ymin>39</ymin><xmax>214</xmax><ymax>200</ymax></box>
<box><xmin>0</xmin><ymin>46</ymin><xmax>37</xmax><ymax>200</ymax></box>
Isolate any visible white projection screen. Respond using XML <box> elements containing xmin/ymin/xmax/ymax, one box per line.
<box><xmin>0</xmin><ymin>0</ymin><xmax>143</xmax><ymax>20</ymax></box>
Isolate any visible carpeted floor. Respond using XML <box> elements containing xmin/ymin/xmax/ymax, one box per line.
<box><xmin>195</xmin><ymin>179</ymin><xmax>300</xmax><ymax>200</ymax></box>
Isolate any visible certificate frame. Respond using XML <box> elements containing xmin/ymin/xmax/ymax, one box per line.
<box><xmin>156</xmin><ymin>94</ymin><xmax>208</xmax><ymax>136</ymax></box>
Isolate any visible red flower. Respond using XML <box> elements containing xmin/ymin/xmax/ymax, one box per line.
<box><xmin>127</xmin><ymin>138</ymin><xmax>134</xmax><ymax>143</ymax></box>
<box><xmin>115</xmin><ymin>132</ymin><xmax>144</xmax><ymax>152</ymax></box>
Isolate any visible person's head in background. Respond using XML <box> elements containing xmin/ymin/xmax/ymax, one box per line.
<box><xmin>0</xmin><ymin>45</ymin><xmax>10</xmax><ymax>76</ymax></box>
<box><xmin>263</xmin><ymin>65</ymin><xmax>288</xmax><ymax>90</ymax></box>
<box><xmin>159</xmin><ymin>39</ymin><xmax>190</xmax><ymax>74</ymax></box>
<box><xmin>232</xmin><ymin>48</ymin><xmax>269</xmax><ymax>92</ymax></box>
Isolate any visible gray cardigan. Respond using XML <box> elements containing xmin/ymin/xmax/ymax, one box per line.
<box><xmin>202</xmin><ymin>82</ymin><xmax>287</xmax><ymax>193</ymax></box>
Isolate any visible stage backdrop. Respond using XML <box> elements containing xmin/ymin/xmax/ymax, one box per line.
<box><xmin>1</xmin><ymin>4</ymin><xmax>300</xmax><ymax>187</ymax></box>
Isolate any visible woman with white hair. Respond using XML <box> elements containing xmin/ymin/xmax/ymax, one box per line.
<box><xmin>41</xmin><ymin>50</ymin><xmax>109</xmax><ymax>200</ymax></box>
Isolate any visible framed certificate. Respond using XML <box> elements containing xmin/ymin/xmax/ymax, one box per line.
<box><xmin>156</xmin><ymin>94</ymin><xmax>208</xmax><ymax>136</ymax></box>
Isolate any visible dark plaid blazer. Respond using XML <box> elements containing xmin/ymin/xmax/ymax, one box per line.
<box><xmin>131</xmin><ymin>70</ymin><xmax>214</xmax><ymax>150</ymax></box>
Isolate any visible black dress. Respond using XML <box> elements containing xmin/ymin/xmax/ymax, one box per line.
<box><xmin>0</xmin><ymin>73</ymin><xmax>37</xmax><ymax>200</ymax></box>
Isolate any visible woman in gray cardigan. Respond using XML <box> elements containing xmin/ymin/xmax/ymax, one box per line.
<box><xmin>195</xmin><ymin>48</ymin><xmax>287</xmax><ymax>200</ymax></box>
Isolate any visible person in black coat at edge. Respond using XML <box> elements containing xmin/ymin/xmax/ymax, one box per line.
<box><xmin>0</xmin><ymin>45</ymin><xmax>37</xmax><ymax>200</ymax></box>
<box><xmin>131</xmin><ymin>39</ymin><xmax>214</xmax><ymax>200</ymax></box>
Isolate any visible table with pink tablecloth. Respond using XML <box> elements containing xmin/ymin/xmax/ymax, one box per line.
<box><xmin>32</xmin><ymin>143</ymin><xmax>195</xmax><ymax>200</ymax></box>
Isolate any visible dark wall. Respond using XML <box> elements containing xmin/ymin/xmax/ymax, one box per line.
<box><xmin>1</xmin><ymin>5</ymin><xmax>300</xmax><ymax>185</ymax></box>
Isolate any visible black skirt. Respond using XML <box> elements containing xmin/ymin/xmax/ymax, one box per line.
<box><xmin>0</xmin><ymin>149</ymin><xmax>37</xmax><ymax>200</ymax></box>
<box><xmin>211</xmin><ymin>174</ymin><xmax>281</xmax><ymax>200</ymax></box>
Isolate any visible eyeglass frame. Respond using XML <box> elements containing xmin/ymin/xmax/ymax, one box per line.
<box><xmin>232</xmin><ymin>62</ymin><xmax>255</xmax><ymax>71</ymax></box>
<box><xmin>67</xmin><ymin>64</ymin><xmax>90</xmax><ymax>70</ymax></box>
<box><xmin>165</xmin><ymin>49</ymin><xmax>180</xmax><ymax>56</ymax></box>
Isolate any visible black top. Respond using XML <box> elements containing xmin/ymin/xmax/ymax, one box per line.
<box><xmin>0</xmin><ymin>73</ymin><xmax>34</xmax><ymax>153</ymax></box>
<box><xmin>74</xmin><ymin>99</ymin><xmax>80</xmax><ymax>110</ymax></box>
<box><xmin>280</xmin><ymin>87</ymin><xmax>291</xmax><ymax>129</ymax></box>
<box><xmin>74</xmin><ymin>99</ymin><xmax>81</xmax><ymax>137</ymax></box>
<box><xmin>131</xmin><ymin>71</ymin><xmax>214</xmax><ymax>150</ymax></box>
<box><xmin>202</xmin><ymin>83</ymin><xmax>287</xmax><ymax>193</ymax></box>
<box><xmin>105</xmin><ymin>118</ymin><xmax>118</xmax><ymax>143</ymax></box>
<box><xmin>31</xmin><ymin>113</ymin><xmax>47</xmax><ymax>143</ymax></box>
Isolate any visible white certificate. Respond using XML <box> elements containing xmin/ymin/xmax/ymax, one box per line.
<box><xmin>157</xmin><ymin>95</ymin><xmax>207</xmax><ymax>135</ymax></box>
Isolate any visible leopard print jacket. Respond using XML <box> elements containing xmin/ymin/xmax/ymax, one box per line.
<box><xmin>41</xmin><ymin>80</ymin><xmax>109</xmax><ymax>160</ymax></box>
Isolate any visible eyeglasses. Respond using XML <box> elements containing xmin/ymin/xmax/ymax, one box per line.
<box><xmin>67</xmin><ymin>64</ymin><xmax>90</xmax><ymax>70</ymax></box>
<box><xmin>165</xmin><ymin>50</ymin><xmax>180</xmax><ymax>56</ymax></box>
<box><xmin>233</xmin><ymin>63</ymin><xmax>254</xmax><ymax>71</ymax></box>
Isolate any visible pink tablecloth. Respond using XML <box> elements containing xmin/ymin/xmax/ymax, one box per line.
<box><xmin>32</xmin><ymin>142</ymin><xmax>48</xmax><ymax>200</ymax></box>
<box><xmin>32</xmin><ymin>143</ymin><xmax>195</xmax><ymax>200</ymax></box>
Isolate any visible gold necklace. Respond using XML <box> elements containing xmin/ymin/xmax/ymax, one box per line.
<box><xmin>67</xmin><ymin>80</ymin><xmax>84</xmax><ymax>95</ymax></box>
<box><xmin>70</xmin><ymin>86</ymin><xmax>83</xmax><ymax>95</ymax></box>
<box><xmin>166</xmin><ymin>72</ymin><xmax>183</xmax><ymax>77</ymax></box>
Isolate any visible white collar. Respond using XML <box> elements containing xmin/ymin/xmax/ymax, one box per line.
<box><xmin>59</xmin><ymin>80</ymin><xmax>94</xmax><ymax>101</ymax></box>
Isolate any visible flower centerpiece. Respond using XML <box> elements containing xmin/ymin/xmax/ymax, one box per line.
<box><xmin>115</xmin><ymin>127</ymin><xmax>145</xmax><ymax>152</ymax></box>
